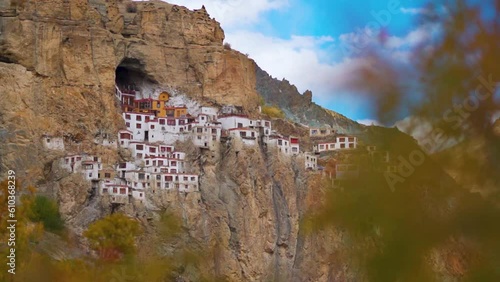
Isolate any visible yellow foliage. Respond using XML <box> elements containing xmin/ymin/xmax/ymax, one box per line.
<box><xmin>0</xmin><ymin>179</ymin><xmax>44</xmax><ymax>280</ymax></box>
<box><xmin>262</xmin><ymin>105</ymin><xmax>285</xmax><ymax>119</ymax></box>
<box><xmin>83</xmin><ymin>213</ymin><xmax>141</xmax><ymax>261</ymax></box>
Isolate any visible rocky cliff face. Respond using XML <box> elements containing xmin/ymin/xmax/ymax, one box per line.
<box><xmin>0</xmin><ymin>0</ymin><xmax>356</xmax><ymax>281</ymax></box>
<box><xmin>0</xmin><ymin>0</ymin><xmax>260</xmax><ymax>179</ymax></box>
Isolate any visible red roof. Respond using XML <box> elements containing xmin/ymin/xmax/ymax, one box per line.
<box><xmin>144</xmin><ymin>156</ymin><xmax>170</xmax><ymax>159</ymax></box>
<box><xmin>134</xmin><ymin>98</ymin><xmax>156</xmax><ymax>102</ymax></box>
<box><xmin>217</xmin><ymin>114</ymin><xmax>249</xmax><ymax>119</ymax></box>
<box><xmin>105</xmin><ymin>184</ymin><xmax>129</xmax><ymax>188</ymax></box>
<box><xmin>131</xmin><ymin>112</ymin><xmax>156</xmax><ymax>116</ymax></box>
<box><xmin>228</xmin><ymin>127</ymin><xmax>256</xmax><ymax>131</ymax></box>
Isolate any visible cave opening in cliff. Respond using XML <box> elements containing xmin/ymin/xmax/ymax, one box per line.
<box><xmin>115</xmin><ymin>58</ymin><xmax>158</xmax><ymax>94</ymax></box>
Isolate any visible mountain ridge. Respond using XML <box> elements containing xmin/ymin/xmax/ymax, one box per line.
<box><xmin>255</xmin><ymin>65</ymin><xmax>364</xmax><ymax>133</ymax></box>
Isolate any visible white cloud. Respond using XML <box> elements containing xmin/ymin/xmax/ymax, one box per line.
<box><xmin>357</xmin><ymin>119</ymin><xmax>383</xmax><ymax>126</ymax></box>
<box><xmin>226</xmin><ymin>30</ymin><xmax>372</xmax><ymax>100</ymax></box>
<box><xmin>400</xmin><ymin>7</ymin><xmax>431</xmax><ymax>15</ymax></box>
<box><xmin>385</xmin><ymin>24</ymin><xmax>437</xmax><ymax>49</ymax></box>
<box><xmin>226</xmin><ymin>21</ymin><xmax>437</xmax><ymax>103</ymax></box>
<box><xmin>164</xmin><ymin>0</ymin><xmax>288</xmax><ymax>28</ymax></box>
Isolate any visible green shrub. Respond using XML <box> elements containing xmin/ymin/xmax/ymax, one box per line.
<box><xmin>28</xmin><ymin>196</ymin><xmax>64</xmax><ymax>233</ymax></box>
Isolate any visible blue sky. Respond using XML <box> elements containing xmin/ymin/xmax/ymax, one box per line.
<box><xmin>164</xmin><ymin>0</ymin><xmax>439</xmax><ymax>125</ymax></box>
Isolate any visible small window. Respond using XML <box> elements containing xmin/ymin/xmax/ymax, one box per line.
<box><xmin>125</xmin><ymin>114</ymin><xmax>131</xmax><ymax>120</ymax></box>
<box><xmin>136</xmin><ymin>116</ymin><xmax>142</xmax><ymax>121</ymax></box>
<box><xmin>137</xmin><ymin>123</ymin><xmax>142</xmax><ymax>129</ymax></box>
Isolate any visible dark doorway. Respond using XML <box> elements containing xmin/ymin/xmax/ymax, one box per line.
<box><xmin>145</xmin><ymin>131</ymin><xmax>149</xmax><ymax>141</ymax></box>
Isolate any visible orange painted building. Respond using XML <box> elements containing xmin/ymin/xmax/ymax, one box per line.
<box><xmin>165</xmin><ymin>106</ymin><xmax>188</xmax><ymax>118</ymax></box>
<box><xmin>132</xmin><ymin>91</ymin><xmax>171</xmax><ymax>117</ymax></box>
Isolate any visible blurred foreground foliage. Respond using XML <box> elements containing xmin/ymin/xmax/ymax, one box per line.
<box><xmin>305</xmin><ymin>0</ymin><xmax>500</xmax><ymax>281</ymax></box>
